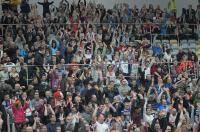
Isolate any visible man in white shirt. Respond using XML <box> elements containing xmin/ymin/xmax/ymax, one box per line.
<box><xmin>0</xmin><ymin>66</ymin><xmax>9</xmax><ymax>82</ymax></box>
<box><xmin>95</xmin><ymin>113</ymin><xmax>110</xmax><ymax>132</ymax></box>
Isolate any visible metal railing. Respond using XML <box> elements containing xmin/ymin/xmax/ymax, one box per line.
<box><xmin>0</xmin><ymin>61</ymin><xmax>199</xmax><ymax>86</ymax></box>
<box><xmin>0</xmin><ymin>22</ymin><xmax>200</xmax><ymax>86</ymax></box>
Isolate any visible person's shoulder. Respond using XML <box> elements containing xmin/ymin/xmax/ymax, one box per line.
<box><xmin>103</xmin><ymin>122</ymin><xmax>109</xmax><ymax>128</ymax></box>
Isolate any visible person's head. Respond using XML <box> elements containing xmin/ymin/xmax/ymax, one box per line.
<box><xmin>40</xmin><ymin>125</ymin><xmax>47</xmax><ymax>132</ymax></box>
<box><xmin>25</xmin><ymin>126</ymin><xmax>33</xmax><ymax>132</ymax></box>
<box><xmin>30</xmin><ymin>57</ymin><xmax>35</xmax><ymax>63</ymax></box>
<box><xmin>45</xmin><ymin>90</ymin><xmax>52</xmax><ymax>98</ymax></box>
<box><xmin>11</xmin><ymin>67</ymin><xmax>17</xmax><ymax>73</ymax></box>
<box><xmin>15</xmin><ymin>83</ymin><xmax>21</xmax><ymax>91</ymax></box>
<box><xmin>3</xmin><ymin>52</ymin><xmax>7</xmax><ymax>58</ymax></box>
<box><xmin>157</xmin><ymin>66</ymin><xmax>162</xmax><ymax>73</ymax></box>
<box><xmin>15</xmin><ymin>99</ymin><xmax>22</xmax><ymax>109</ymax></box>
<box><xmin>32</xmin><ymin>77</ymin><xmax>39</xmax><ymax>85</ymax></box>
<box><xmin>167</xmin><ymin>76</ymin><xmax>172</xmax><ymax>83</ymax></box>
<box><xmin>165</xmin><ymin>126</ymin><xmax>171</xmax><ymax>132</ymax></box>
<box><xmin>135</xmin><ymin>106</ymin><xmax>141</xmax><ymax>113</ymax></box>
<box><xmin>52</xmin><ymin>40</ymin><xmax>56</xmax><ymax>48</ymax></box>
<box><xmin>36</xmin><ymin>35</ymin><xmax>40</xmax><ymax>41</ymax></box>
<box><xmin>44</xmin><ymin>0</ymin><xmax>48</xmax><ymax>3</ymax></box>
<box><xmin>107</xmin><ymin>84</ymin><xmax>113</xmax><ymax>90</ymax></box>
<box><xmin>146</xmin><ymin>107</ymin><xmax>151</xmax><ymax>115</ymax></box>
<box><xmin>34</xmin><ymin>91</ymin><xmax>40</xmax><ymax>100</ymax></box>
<box><xmin>41</xmin><ymin>74</ymin><xmax>47</xmax><ymax>81</ymax></box>
<box><xmin>121</xmin><ymin>79</ymin><xmax>128</xmax><ymax>85</ymax></box>
<box><xmin>56</xmin><ymin>126</ymin><xmax>61</xmax><ymax>132</ymax></box>
<box><xmin>154</xmin><ymin>122</ymin><xmax>161</xmax><ymax>131</ymax></box>
<box><xmin>39</xmin><ymin>48</ymin><xmax>45</xmax><ymax>55</ymax></box>
<box><xmin>161</xmin><ymin>99</ymin><xmax>167</xmax><ymax>106</ymax></box>
<box><xmin>158</xmin><ymin>111</ymin><xmax>166</xmax><ymax>119</ymax></box>
<box><xmin>4</xmin><ymin>94</ymin><xmax>10</xmax><ymax>101</ymax></box>
<box><xmin>88</xmin><ymin>26</ymin><xmax>93</xmax><ymax>32</ymax></box>
<box><xmin>51</xmin><ymin>55</ymin><xmax>57</xmax><ymax>62</ymax></box>
<box><xmin>182</xmin><ymin>118</ymin><xmax>187</xmax><ymax>126</ymax></box>
<box><xmin>195</xmin><ymin>115</ymin><xmax>199</xmax><ymax>122</ymax></box>
<box><xmin>97</xmin><ymin>113</ymin><xmax>105</xmax><ymax>124</ymax></box>
<box><xmin>107</xmin><ymin>65</ymin><xmax>113</xmax><ymax>72</ymax></box>
<box><xmin>91</xmin><ymin>94</ymin><xmax>97</xmax><ymax>103</ymax></box>
<box><xmin>60</xmin><ymin>58</ymin><xmax>65</xmax><ymax>64</ymax></box>
<box><xmin>22</xmin><ymin>92</ymin><xmax>27</xmax><ymax>100</ymax></box>
<box><xmin>113</xmin><ymin>96</ymin><xmax>120</xmax><ymax>103</ymax></box>
<box><xmin>124</xmin><ymin>101</ymin><xmax>130</xmax><ymax>109</ymax></box>
<box><xmin>183</xmin><ymin>55</ymin><xmax>188</xmax><ymax>61</ymax></box>
<box><xmin>50</xmin><ymin>114</ymin><xmax>56</xmax><ymax>123</ymax></box>
<box><xmin>75</xmin><ymin>95</ymin><xmax>81</xmax><ymax>103</ymax></box>
<box><xmin>71</xmin><ymin>105</ymin><xmax>77</xmax><ymax>113</ymax></box>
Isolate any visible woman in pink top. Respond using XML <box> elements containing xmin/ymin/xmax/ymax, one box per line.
<box><xmin>12</xmin><ymin>99</ymin><xmax>29</xmax><ymax>132</ymax></box>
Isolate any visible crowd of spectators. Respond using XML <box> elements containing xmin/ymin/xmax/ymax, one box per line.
<box><xmin>0</xmin><ymin>0</ymin><xmax>200</xmax><ymax>131</ymax></box>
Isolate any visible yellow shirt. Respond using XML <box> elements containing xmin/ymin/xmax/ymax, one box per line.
<box><xmin>10</xmin><ymin>0</ymin><xmax>21</xmax><ymax>6</ymax></box>
<box><xmin>169</xmin><ymin>0</ymin><xmax>177</xmax><ymax>11</ymax></box>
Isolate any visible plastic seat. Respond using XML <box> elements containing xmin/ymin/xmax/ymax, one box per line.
<box><xmin>188</xmin><ymin>39</ymin><xmax>196</xmax><ymax>43</ymax></box>
<box><xmin>196</xmin><ymin>45</ymin><xmax>200</xmax><ymax>49</ymax></box>
<box><xmin>196</xmin><ymin>50</ymin><xmax>200</xmax><ymax>55</ymax></box>
<box><xmin>189</xmin><ymin>42</ymin><xmax>196</xmax><ymax>49</ymax></box>
<box><xmin>196</xmin><ymin>46</ymin><xmax>200</xmax><ymax>54</ymax></box>
<box><xmin>180</xmin><ymin>40</ymin><xmax>188</xmax><ymax>43</ymax></box>
<box><xmin>181</xmin><ymin>43</ymin><xmax>188</xmax><ymax>49</ymax></box>
<box><xmin>162</xmin><ymin>40</ymin><xmax>170</xmax><ymax>44</ymax></box>
<box><xmin>171</xmin><ymin>44</ymin><xmax>179</xmax><ymax>49</ymax></box>
<box><xmin>191</xmin><ymin>48</ymin><xmax>196</xmax><ymax>52</ymax></box>
<box><xmin>172</xmin><ymin>49</ymin><xmax>179</xmax><ymax>55</ymax></box>
<box><xmin>170</xmin><ymin>39</ymin><xmax>178</xmax><ymax>45</ymax></box>
<box><xmin>154</xmin><ymin>40</ymin><xmax>161</xmax><ymax>44</ymax></box>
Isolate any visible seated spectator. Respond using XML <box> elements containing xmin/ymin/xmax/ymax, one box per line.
<box><xmin>0</xmin><ymin>0</ymin><xmax>200</xmax><ymax>131</ymax></box>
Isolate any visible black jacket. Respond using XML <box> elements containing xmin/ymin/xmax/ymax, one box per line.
<box><xmin>34</xmin><ymin>51</ymin><xmax>44</xmax><ymax>66</ymax></box>
<box><xmin>20</xmin><ymin>1</ymin><xmax>31</xmax><ymax>14</ymax></box>
<box><xmin>38</xmin><ymin>1</ymin><xmax>54</xmax><ymax>17</ymax></box>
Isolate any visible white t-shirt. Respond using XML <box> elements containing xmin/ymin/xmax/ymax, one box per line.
<box><xmin>132</xmin><ymin>63</ymin><xmax>139</xmax><ymax>74</ymax></box>
<box><xmin>85</xmin><ymin>53</ymin><xmax>92</xmax><ymax>59</ymax></box>
<box><xmin>96</xmin><ymin>121</ymin><xmax>109</xmax><ymax>132</ymax></box>
<box><xmin>144</xmin><ymin>114</ymin><xmax>154</xmax><ymax>125</ymax></box>
<box><xmin>164</xmin><ymin>52</ymin><xmax>172</xmax><ymax>62</ymax></box>
<box><xmin>86</xmin><ymin>32</ymin><xmax>95</xmax><ymax>42</ymax></box>
<box><xmin>144</xmin><ymin>67</ymin><xmax>151</xmax><ymax>79</ymax></box>
<box><xmin>121</xmin><ymin>61</ymin><xmax>129</xmax><ymax>74</ymax></box>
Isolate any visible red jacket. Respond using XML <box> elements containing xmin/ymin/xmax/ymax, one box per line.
<box><xmin>70</xmin><ymin>16</ymin><xmax>80</xmax><ymax>33</ymax></box>
<box><xmin>12</xmin><ymin>103</ymin><xmax>29</xmax><ymax>123</ymax></box>
<box><xmin>176</xmin><ymin>61</ymin><xmax>193</xmax><ymax>73</ymax></box>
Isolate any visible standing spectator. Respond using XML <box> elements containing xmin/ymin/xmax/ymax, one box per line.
<box><xmin>12</xmin><ymin>99</ymin><xmax>29</xmax><ymax>132</ymax></box>
<box><xmin>20</xmin><ymin>0</ymin><xmax>31</xmax><ymax>16</ymax></box>
<box><xmin>38</xmin><ymin>0</ymin><xmax>54</xmax><ymax>17</ymax></box>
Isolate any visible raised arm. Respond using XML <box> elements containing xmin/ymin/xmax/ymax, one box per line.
<box><xmin>157</xmin><ymin>89</ymin><xmax>164</xmax><ymax>103</ymax></box>
<box><xmin>48</xmin><ymin>1</ymin><xmax>54</xmax><ymax>5</ymax></box>
<box><xmin>92</xmin><ymin>104</ymin><xmax>98</xmax><ymax>118</ymax></box>
<box><xmin>143</xmin><ymin>97</ymin><xmax>148</xmax><ymax>118</ymax></box>
<box><xmin>191</xmin><ymin>105</ymin><xmax>195</xmax><ymax>128</ymax></box>
<box><xmin>37</xmin><ymin>2</ymin><xmax>44</xmax><ymax>5</ymax></box>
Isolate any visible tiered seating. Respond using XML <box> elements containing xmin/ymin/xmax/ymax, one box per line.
<box><xmin>170</xmin><ymin>39</ymin><xmax>179</xmax><ymax>55</ymax></box>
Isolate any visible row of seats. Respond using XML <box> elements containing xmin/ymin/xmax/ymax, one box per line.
<box><xmin>136</xmin><ymin>39</ymin><xmax>199</xmax><ymax>58</ymax></box>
